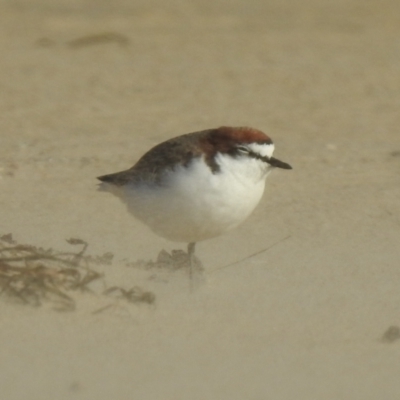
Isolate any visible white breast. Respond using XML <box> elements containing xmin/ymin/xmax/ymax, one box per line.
<box><xmin>119</xmin><ymin>153</ymin><xmax>274</xmax><ymax>243</ymax></box>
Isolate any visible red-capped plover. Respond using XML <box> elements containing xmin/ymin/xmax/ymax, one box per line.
<box><xmin>98</xmin><ymin>126</ymin><xmax>292</xmax><ymax>276</ymax></box>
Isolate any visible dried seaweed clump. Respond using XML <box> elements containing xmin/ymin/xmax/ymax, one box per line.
<box><xmin>0</xmin><ymin>234</ymin><xmax>154</xmax><ymax>311</ymax></box>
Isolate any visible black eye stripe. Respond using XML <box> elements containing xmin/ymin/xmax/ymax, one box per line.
<box><xmin>233</xmin><ymin>145</ymin><xmax>292</xmax><ymax>169</ymax></box>
<box><xmin>248</xmin><ymin>151</ymin><xmax>269</xmax><ymax>162</ymax></box>
<box><xmin>234</xmin><ymin>146</ymin><xmax>267</xmax><ymax>160</ymax></box>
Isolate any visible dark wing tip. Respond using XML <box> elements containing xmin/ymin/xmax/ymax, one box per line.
<box><xmin>96</xmin><ymin>170</ymin><xmax>133</xmax><ymax>186</ymax></box>
<box><xmin>97</xmin><ymin>174</ymin><xmax>111</xmax><ymax>182</ymax></box>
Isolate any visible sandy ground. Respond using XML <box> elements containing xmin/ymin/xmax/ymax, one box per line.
<box><xmin>1</xmin><ymin>0</ymin><xmax>400</xmax><ymax>398</ymax></box>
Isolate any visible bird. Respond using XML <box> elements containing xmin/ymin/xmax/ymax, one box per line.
<box><xmin>97</xmin><ymin>126</ymin><xmax>292</xmax><ymax>277</ymax></box>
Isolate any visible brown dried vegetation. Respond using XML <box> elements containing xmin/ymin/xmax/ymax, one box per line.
<box><xmin>0</xmin><ymin>234</ymin><xmax>155</xmax><ymax>311</ymax></box>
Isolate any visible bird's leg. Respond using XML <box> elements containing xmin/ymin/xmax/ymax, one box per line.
<box><xmin>187</xmin><ymin>242</ymin><xmax>196</xmax><ymax>281</ymax></box>
<box><xmin>187</xmin><ymin>242</ymin><xmax>204</xmax><ymax>290</ymax></box>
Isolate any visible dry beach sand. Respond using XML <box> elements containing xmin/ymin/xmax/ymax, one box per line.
<box><xmin>1</xmin><ymin>0</ymin><xmax>400</xmax><ymax>398</ymax></box>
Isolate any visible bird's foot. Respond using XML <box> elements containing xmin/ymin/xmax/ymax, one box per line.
<box><xmin>156</xmin><ymin>249</ymin><xmax>204</xmax><ymax>273</ymax></box>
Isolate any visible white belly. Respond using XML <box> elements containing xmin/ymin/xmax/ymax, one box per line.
<box><xmin>117</xmin><ymin>155</ymin><xmax>272</xmax><ymax>243</ymax></box>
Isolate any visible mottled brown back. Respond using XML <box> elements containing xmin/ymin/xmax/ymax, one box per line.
<box><xmin>97</xmin><ymin>129</ymin><xmax>214</xmax><ymax>186</ymax></box>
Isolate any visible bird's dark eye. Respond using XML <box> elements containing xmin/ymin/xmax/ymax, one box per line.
<box><xmin>236</xmin><ymin>146</ymin><xmax>249</xmax><ymax>154</ymax></box>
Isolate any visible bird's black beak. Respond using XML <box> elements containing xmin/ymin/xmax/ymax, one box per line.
<box><xmin>267</xmin><ymin>157</ymin><xmax>292</xmax><ymax>170</ymax></box>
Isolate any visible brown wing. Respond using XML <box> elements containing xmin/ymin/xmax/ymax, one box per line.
<box><xmin>97</xmin><ymin>129</ymin><xmax>214</xmax><ymax>186</ymax></box>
